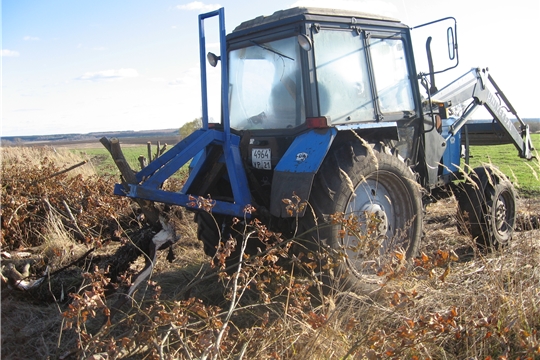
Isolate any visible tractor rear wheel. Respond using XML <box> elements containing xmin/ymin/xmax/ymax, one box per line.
<box><xmin>299</xmin><ymin>141</ymin><xmax>423</xmax><ymax>286</ymax></box>
<box><xmin>195</xmin><ymin>211</ymin><xmax>263</xmax><ymax>269</ymax></box>
<box><xmin>457</xmin><ymin>166</ymin><xmax>516</xmax><ymax>249</ymax></box>
<box><xmin>195</xmin><ymin>211</ymin><xmax>224</xmax><ymax>257</ymax></box>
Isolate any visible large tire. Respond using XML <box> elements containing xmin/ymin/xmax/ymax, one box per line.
<box><xmin>299</xmin><ymin>141</ymin><xmax>423</xmax><ymax>284</ymax></box>
<box><xmin>457</xmin><ymin>166</ymin><xmax>516</xmax><ymax>249</ymax></box>
<box><xmin>195</xmin><ymin>211</ymin><xmax>263</xmax><ymax>268</ymax></box>
<box><xmin>194</xmin><ymin>211</ymin><xmax>224</xmax><ymax>257</ymax></box>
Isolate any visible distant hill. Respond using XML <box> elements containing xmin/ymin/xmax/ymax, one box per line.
<box><xmin>1</xmin><ymin>129</ymin><xmax>181</xmax><ymax>147</ymax></box>
<box><xmin>1</xmin><ymin>118</ymin><xmax>538</xmax><ymax>147</ymax></box>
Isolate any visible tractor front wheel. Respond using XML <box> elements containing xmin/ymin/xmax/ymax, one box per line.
<box><xmin>457</xmin><ymin>166</ymin><xmax>516</xmax><ymax>249</ymax></box>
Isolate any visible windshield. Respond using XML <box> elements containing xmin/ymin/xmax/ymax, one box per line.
<box><xmin>229</xmin><ymin>36</ymin><xmax>305</xmax><ymax>130</ymax></box>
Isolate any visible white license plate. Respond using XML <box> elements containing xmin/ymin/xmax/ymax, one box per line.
<box><xmin>252</xmin><ymin>148</ymin><xmax>271</xmax><ymax>170</ymax></box>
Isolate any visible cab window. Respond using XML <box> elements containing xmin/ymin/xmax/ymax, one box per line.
<box><xmin>313</xmin><ymin>29</ymin><xmax>375</xmax><ymax>123</ymax></box>
<box><xmin>369</xmin><ymin>37</ymin><xmax>414</xmax><ymax>114</ymax></box>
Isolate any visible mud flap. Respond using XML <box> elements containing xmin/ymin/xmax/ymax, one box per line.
<box><xmin>270</xmin><ymin>128</ymin><xmax>337</xmax><ymax>217</ymax></box>
<box><xmin>424</xmin><ymin>121</ymin><xmax>447</xmax><ymax>186</ymax></box>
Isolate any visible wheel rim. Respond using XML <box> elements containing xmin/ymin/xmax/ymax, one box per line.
<box><xmin>495</xmin><ymin>195</ymin><xmax>508</xmax><ymax>235</ymax></box>
<box><xmin>341</xmin><ymin>171</ymin><xmax>414</xmax><ymax>276</ymax></box>
<box><xmin>492</xmin><ymin>188</ymin><xmax>514</xmax><ymax>243</ymax></box>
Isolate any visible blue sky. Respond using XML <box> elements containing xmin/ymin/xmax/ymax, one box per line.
<box><xmin>2</xmin><ymin>0</ymin><xmax>539</xmax><ymax>136</ymax></box>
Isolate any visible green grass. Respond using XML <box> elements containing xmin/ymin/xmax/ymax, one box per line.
<box><xmin>73</xmin><ymin>145</ymin><xmax>190</xmax><ymax>179</ymax></box>
<box><xmin>76</xmin><ymin>146</ymin><xmax>148</xmax><ymax>174</ymax></box>
<box><xmin>466</xmin><ymin>133</ymin><xmax>540</xmax><ymax>196</ymax></box>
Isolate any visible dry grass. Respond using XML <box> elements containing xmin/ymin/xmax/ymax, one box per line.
<box><xmin>1</xmin><ymin>146</ymin><xmax>97</xmax><ymax>178</ymax></box>
<box><xmin>2</xmin><ymin>212</ymin><xmax>539</xmax><ymax>359</ymax></box>
<box><xmin>0</xmin><ymin>297</ymin><xmax>78</xmax><ymax>359</ymax></box>
<box><xmin>52</xmin><ymin>198</ymin><xmax>537</xmax><ymax>359</ymax></box>
<box><xmin>1</xmin><ymin>147</ymin><xmax>539</xmax><ymax>359</ymax></box>
<box><xmin>41</xmin><ymin>211</ymin><xmax>91</xmax><ymax>268</ymax></box>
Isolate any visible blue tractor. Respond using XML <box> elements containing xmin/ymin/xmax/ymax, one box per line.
<box><xmin>108</xmin><ymin>7</ymin><xmax>533</xmax><ymax>282</ymax></box>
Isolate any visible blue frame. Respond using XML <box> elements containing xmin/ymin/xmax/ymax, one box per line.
<box><xmin>113</xmin><ymin>8</ymin><xmax>252</xmax><ymax>217</ymax></box>
<box><xmin>199</xmin><ymin>8</ymin><xmax>230</xmax><ymax>134</ymax></box>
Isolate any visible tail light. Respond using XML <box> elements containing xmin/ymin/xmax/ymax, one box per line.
<box><xmin>306</xmin><ymin>116</ymin><xmax>330</xmax><ymax>129</ymax></box>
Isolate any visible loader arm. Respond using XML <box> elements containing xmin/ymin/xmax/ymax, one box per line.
<box><xmin>432</xmin><ymin>67</ymin><xmax>533</xmax><ymax>160</ymax></box>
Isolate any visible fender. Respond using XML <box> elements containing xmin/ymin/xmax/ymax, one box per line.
<box><xmin>270</xmin><ymin>128</ymin><xmax>337</xmax><ymax>217</ymax></box>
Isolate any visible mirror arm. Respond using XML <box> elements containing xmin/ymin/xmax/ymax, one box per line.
<box><xmin>426</xmin><ymin>37</ymin><xmax>438</xmax><ymax>95</ymax></box>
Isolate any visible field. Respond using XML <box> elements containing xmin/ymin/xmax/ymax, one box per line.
<box><xmin>467</xmin><ymin>135</ymin><xmax>540</xmax><ymax>196</ymax></box>
<box><xmin>1</xmin><ymin>141</ymin><xmax>539</xmax><ymax>359</ymax></box>
<box><xmin>74</xmin><ymin>134</ymin><xmax>540</xmax><ymax>194</ymax></box>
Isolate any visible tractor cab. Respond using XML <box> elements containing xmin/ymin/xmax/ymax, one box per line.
<box><xmin>216</xmin><ymin>7</ymin><xmax>422</xmax><ymax>164</ymax></box>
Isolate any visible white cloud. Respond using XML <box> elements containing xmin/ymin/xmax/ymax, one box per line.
<box><xmin>169</xmin><ymin>78</ymin><xmax>186</xmax><ymax>86</ymax></box>
<box><xmin>1</xmin><ymin>49</ymin><xmax>20</xmax><ymax>57</ymax></box>
<box><xmin>14</xmin><ymin>108</ymin><xmax>44</xmax><ymax>112</ymax></box>
<box><xmin>78</xmin><ymin>68</ymin><xmax>139</xmax><ymax>81</ymax></box>
<box><xmin>23</xmin><ymin>36</ymin><xmax>40</xmax><ymax>41</ymax></box>
<box><xmin>148</xmin><ymin>77</ymin><xmax>168</xmax><ymax>83</ymax></box>
<box><xmin>168</xmin><ymin>67</ymin><xmax>200</xmax><ymax>86</ymax></box>
<box><xmin>93</xmin><ymin>46</ymin><xmax>107</xmax><ymax>51</ymax></box>
<box><xmin>176</xmin><ymin>1</ymin><xmax>221</xmax><ymax>12</ymax></box>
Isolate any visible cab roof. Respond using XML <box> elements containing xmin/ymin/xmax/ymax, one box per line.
<box><xmin>233</xmin><ymin>7</ymin><xmax>401</xmax><ymax>33</ymax></box>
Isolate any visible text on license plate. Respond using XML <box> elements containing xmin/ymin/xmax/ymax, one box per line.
<box><xmin>252</xmin><ymin>148</ymin><xmax>271</xmax><ymax>170</ymax></box>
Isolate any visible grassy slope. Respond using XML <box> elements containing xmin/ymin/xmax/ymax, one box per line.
<box><xmin>73</xmin><ymin>145</ymin><xmax>190</xmax><ymax>180</ymax></box>
<box><xmin>75</xmin><ymin>146</ymin><xmax>150</xmax><ymax>175</ymax></box>
<box><xmin>466</xmin><ymin>133</ymin><xmax>540</xmax><ymax>196</ymax></box>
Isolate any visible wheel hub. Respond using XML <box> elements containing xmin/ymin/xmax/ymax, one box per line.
<box><xmin>343</xmin><ymin>181</ymin><xmax>398</xmax><ymax>275</ymax></box>
<box><xmin>495</xmin><ymin>195</ymin><xmax>508</xmax><ymax>235</ymax></box>
<box><xmin>361</xmin><ymin>203</ymin><xmax>388</xmax><ymax>235</ymax></box>
<box><xmin>349</xmin><ymin>180</ymin><xmax>396</xmax><ymax>241</ymax></box>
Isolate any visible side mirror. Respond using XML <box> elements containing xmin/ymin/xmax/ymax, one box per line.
<box><xmin>297</xmin><ymin>34</ymin><xmax>312</xmax><ymax>51</ymax></box>
<box><xmin>447</xmin><ymin>26</ymin><xmax>456</xmax><ymax>60</ymax></box>
<box><xmin>207</xmin><ymin>52</ymin><xmax>220</xmax><ymax>67</ymax></box>
<box><xmin>411</xmin><ymin>16</ymin><xmax>459</xmax><ymax>75</ymax></box>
